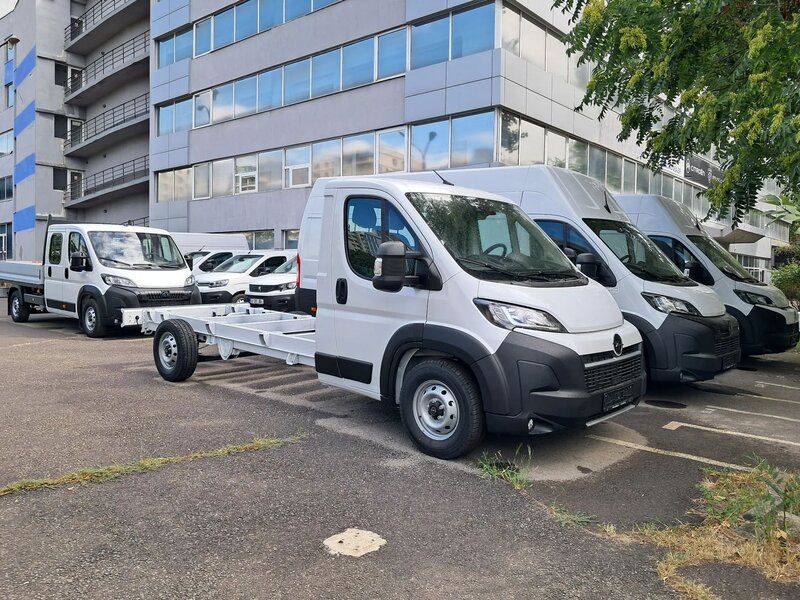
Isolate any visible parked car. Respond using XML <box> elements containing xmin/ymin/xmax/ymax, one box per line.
<box><xmin>246</xmin><ymin>255</ymin><xmax>298</xmax><ymax>311</ymax></box>
<box><xmin>196</xmin><ymin>250</ymin><xmax>296</xmax><ymax>304</ymax></box>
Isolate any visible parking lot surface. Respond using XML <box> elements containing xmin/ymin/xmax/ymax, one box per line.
<box><xmin>1</xmin><ymin>314</ymin><xmax>799</xmax><ymax>599</ymax></box>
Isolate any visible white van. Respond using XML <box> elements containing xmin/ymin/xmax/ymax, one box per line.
<box><xmin>246</xmin><ymin>255</ymin><xmax>298</xmax><ymax>311</ymax></box>
<box><xmin>616</xmin><ymin>194</ymin><xmax>800</xmax><ymax>354</ymax></box>
<box><xmin>383</xmin><ymin>166</ymin><xmax>741</xmax><ymax>383</ymax></box>
<box><xmin>196</xmin><ymin>250</ymin><xmax>295</xmax><ymax>304</ymax></box>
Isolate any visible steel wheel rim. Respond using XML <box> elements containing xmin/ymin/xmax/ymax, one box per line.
<box><xmin>159</xmin><ymin>332</ymin><xmax>178</xmax><ymax>371</ymax></box>
<box><xmin>234</xmin><ymin>296</ymin><xmax>246</xmax><ymax>304</ymax></box>
<box><xmin>11</xmin><ymin>296</ymin><xmax>20</xmax><ymax>318</ymax></box>
<box><xmin>413</xmin><ymin>380</ymin><xmax>459</xmax><ymax>441</ymax></box>
<box><xmin>84</xmin><ymin>306</ymin><xmax>97</xmax><ymax>331</ymax></box>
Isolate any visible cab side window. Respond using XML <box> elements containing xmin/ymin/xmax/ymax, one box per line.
<box><xmin>346</xmin><ymin>197</ymin><xmax>419</xmax><ymax>279</ymax></box>
<box><xmin>201</xmin><ymin>252</ymin><xmax>232</xmax><ymax>271</ymax></box>
<box><xmin>48</xmin><ymin>233</ymin><xmax>63</xmax><ymax>265</ymax></box>
<box><xmin>68</xmin><ymin>232</ymin><xmax>88</xmax><ymax>258</ymax></box>
<box><xmin>536</xmin><ymin>220</ymin><xmax>565</xmax><ymax>248</ymax></box>
<box><xmin>650</xmin><ymin>235</ymin><xmax>714</xmax><ymax>285</ymax></box>
<box><xmin>254</xmin><ymin>256</ymin><xmax>286</xmax><ymax>276</ymax></box>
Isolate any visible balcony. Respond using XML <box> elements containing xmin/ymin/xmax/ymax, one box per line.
<box><xmin>64</xmin><ymin>93</ymin><xmax>149</xmax><ymax>158</ymax></box>
<box><xmin>65</xmin><ymin>0</ymin><xmax>149</xmax><ymax>55</ymax></box>
<box><xmin>64</xmin><ymin>155</ymin><xmax>149</xmax><ymax>208</ymax></box>
<box><xmin>65</xmin><ymin>31</ymin><xmax>150</xmax><ymax>107</ymax></box>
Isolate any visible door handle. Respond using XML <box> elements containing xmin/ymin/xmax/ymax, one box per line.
<box><xmin>47</xmin><ymin>266</ymin><xmax>52</xmax><ymax>277</ymax></box>
<box><xmin>335</xmin><ymin>278</ymin><xmax>348</xmax><ymax>304</ymax></box>
<box><xmin>64</xmin><ymin>268</ymin><xmax>69</xmax><ymax>279</ymax></box>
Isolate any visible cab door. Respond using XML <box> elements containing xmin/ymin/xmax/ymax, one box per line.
<box><xmin>325</xmin><ymin>192</ymin><xmax>429</xmax><ymax>397</ymax></box>
<box><xmin>61</xmin><ymin>230</ymin><xmax>91</xmax><ymax>316</ymax></box>
<box><xmin>44</xmin><ymin>230</ymin><xmax>71</xmax><ymax>315</ymax></box>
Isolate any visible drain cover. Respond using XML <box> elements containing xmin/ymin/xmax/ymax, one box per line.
<box><xmin>323</xmin><ymin>529</ymin><xmax>386</xmax><ymax>557</ymax></box>
<box><xmin>645</xmin><ymin>400</ymin><xmax>687</xmax><ymax>409</ymax></box>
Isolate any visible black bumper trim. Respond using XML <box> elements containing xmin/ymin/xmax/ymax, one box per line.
<box><xmin>727</xmin><ymin>304</ymin><xmax>799</xmax><ymax>355</ymax></box>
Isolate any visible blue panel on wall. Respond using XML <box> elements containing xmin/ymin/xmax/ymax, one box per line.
<box><xmin>14</xmin><ymin>101</ymin><xmax>35</xmax><ymax>136</ymax></box>
<box><xmin>14</xmin><ymin>153</ymin><xmax>36</xmax><ymax>185</ymax></box>
<box><xmin>13</xmin><ymin>205</ymin><xmax>36</xmax><ymax>233</ymax></box>
<box><xmin>14</xmin><ymin>46</ymin><xmax>36</xmax><ymax>83</ymax></box>
<box><xmin>3</xmin><ymin>61</ymin><xmax>12</xmax><ymax>85</ymax></box>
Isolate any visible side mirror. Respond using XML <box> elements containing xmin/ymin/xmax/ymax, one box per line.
<box><xmin>373</xmin><ymin>241</ymin><xmax>407</xmax><ymax>293</ymax></box>
<box><xmin>576</xmin><ymin>253</ymin><xmax>599</xmax><ymax>279</ymax></box>
<box><xmin>185</xmin><ymin>254</ymin><xmax>194</xmax><ymax>270</ymax></box>
<box><xmin>70</xmin><ymin>252</ymin><xmax>91</xmax><ymax>272</ymax></box>
<box><xmin>563</xmin><ymin>247</ymin><xmax>577</xmax><ymax>263</ymax></box>
<box><xmin>684</xmin><ymin>260</ymin><xmax>705</xmax><ymax>282</ymax></box>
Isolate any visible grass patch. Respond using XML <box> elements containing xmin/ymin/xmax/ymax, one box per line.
<box><xmin>477</xmin><ymin>444</ymin><xmax>532</xmax><ymax>490</ymax></box>
<box><xmin>0</xmin><ymin>435</ymin><xmax>306</xmax><ymax>498</ymax></box>
<box><xmin>634</xmin><ymin>458</ymin><xmax>800</xmax><ymax>596</ymax></box>
<box><xmin>549</xmin><ymin>502</ymin><xmax>596</xmax><ymax>527</ymax></box>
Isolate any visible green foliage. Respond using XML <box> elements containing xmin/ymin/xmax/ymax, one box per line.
<box><xmin>553</xmin><ymin>1</ymin><xmax>800</xmax><ymax>225</ymax></box>
<box><xmin>771</xmin><ymin>262</ymin><xmax>800</xmax><ymax>308</ymax></box>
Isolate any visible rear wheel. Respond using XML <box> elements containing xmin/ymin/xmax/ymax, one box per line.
<box><xmin>231</xmin><ymin>293</ymin><xmax>247</xmax><ymax>305</ymax></box>
<box><xmin>399</xmin><ymin>359</ymin><xmax>485</xmax><ymax>459</ymax></box>
<box><xmin>81</xmin><ymin>298</ymin><xmax>107</xmax><ymax>338</ymax></box>
<box><xmin>10</xmin><ymin>290</ymin><xmax>30</xmax><ymax>323</ymax></box>
<box><xmin>153</xmin><ymin>319</ymin><xmax>198</xmax><ymax>382</ymax></box>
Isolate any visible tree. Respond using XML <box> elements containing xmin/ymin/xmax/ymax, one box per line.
<box><xmin>553</xmin><ymin>0</ymin><xmax>800</xmax><ymax>225</ymax></box>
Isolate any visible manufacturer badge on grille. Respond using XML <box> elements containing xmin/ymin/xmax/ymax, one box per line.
<box><xmin>613</xmin><ymin>334</ymin><xmax>623</xmax><ymax>357</ymax></box>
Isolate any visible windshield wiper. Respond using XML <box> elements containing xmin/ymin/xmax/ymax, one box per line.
<box><xmin>97</xmin><ymin>256</ymin><xmax>132</xmax><ymax>267</ymax></box>
<box><xmin>626</xmin><ymin>263</ymin><xmax>685</xmax><ymax>283</ymax></box>
<box><xmin>456</xmin><ymin>257</ymin><xmax>534</xmax><ymax>279</ymax></box>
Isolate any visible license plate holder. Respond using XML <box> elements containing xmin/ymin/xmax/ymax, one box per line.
<box><xmin>722</xmin><ymin>353</ymin><xmax>737</xmax><ymax>370</ymax></box>
<box><xmin>249</xmin><ymin>298</ymin><xmax>264</xmax><ymax>305</ymax></box>
<box><xmin>603</xmin><ymin>385</ymin><xmax>634</xmax><ymax>412</ymax></box>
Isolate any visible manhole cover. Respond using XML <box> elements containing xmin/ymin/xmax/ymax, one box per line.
<box><xmin>645</xmin><ymin>400</ymin><xmax>687</xmax><ymax>409</ymax></box>
<box><xmin>323</xmin><ymin>529</ymin><xmax>386</xmax><ymax>557</ymax></box>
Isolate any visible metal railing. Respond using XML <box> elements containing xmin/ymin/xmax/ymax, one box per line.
<box><xmin>121</xmin><ymin>216</ymin><xmax>149</xmax><ymax>227</ymax></box>
<box><xmin>65</xmin><ymin>0</ymin><xmax>139</xmax><ymax>44</ymax></box>
<box><xmin>65</xmin><ymin>30</ymin><xmax>150</xmax><ymax>97</ymax></box>
<box><xmin>65</xmin><ymin>155</ymin><xmax>149</xmax><ymax>204</ymax></box>
<box><xmin>64</xmin><ymin>93</ymin><xmax>149</xmax><ymax>150</ymax></box>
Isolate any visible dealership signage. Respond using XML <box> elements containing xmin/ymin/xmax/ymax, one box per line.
<box><xmin>684</xmin><ymin>155</ymin><xmax>723</xmax><ymax>188</ymax></box>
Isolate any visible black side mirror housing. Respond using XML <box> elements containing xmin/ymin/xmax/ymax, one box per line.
<box><xmin>373</xmin><ymin>241</ymin><xmax>407</xmax><ymax>293</ymax></box>
<box><xmin>684</xmin><ymin>260</ymin><xmax>705</xmax><ymax>282</ymax></box>
<box><xmin>563</xmin><ymin>247</ymin><xmax>577</xmax><ymax>263</ymax></box>
<box><xmin>70</xmin><ymin>252</ymin><xmax>91</xmax><ymax>272</ymax></box>
<box><xmin>184</xmin><ymin>254</ymin><xmax>194</xmax><ymax>270</ymax></box>
<box><xmin>576</xmin><ymin>253</ymin><xmax>599</xmax><ymax>279</ymax></box>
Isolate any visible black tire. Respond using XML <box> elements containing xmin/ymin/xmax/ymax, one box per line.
<box><xmin>399</xmin><ymin>359</ymin><xmax>485</xmax><ymax>459</ymax></box>
<box><xmin>231</xmin><ymin>293</ymin><xmax>247</xmax><ymax>305</ymax></box>
<box><xmin>81</xmin><ymin>298</ymin><xmax>108</xmax><ymax>338</ymax></box>
<box><xmin>153</xmin><ymin>319</ymin><xmax>198</xmax><ymax>382</ymax></box>
<box><xmin>9</xmin><ymin>290</ymin><xmax>30</xmax><ymax>323</ymax></box>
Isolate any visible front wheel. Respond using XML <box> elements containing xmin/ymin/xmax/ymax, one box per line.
<box><xmin>10</xmin><ymin>290</ymin><xmax>30</xmax><ymax>323</ymax></box>
<box><xmin>399</xmin><ymin>359</ymin><xmax>485</xmax><ymax>459</ymax></box>
<box><xmin>231</xmin><ymin>293</ymin><xmax>247</xmax><ymax>305</ymax></box>
<box><xmin>153</xmin><ymin>319</ymin><xmax>198</xmax><ymax>382</ymax></box>
<box><xmin>82</xmin><ymin>298</ymin><xmax>108</xmax><ymax>338</ymax></box>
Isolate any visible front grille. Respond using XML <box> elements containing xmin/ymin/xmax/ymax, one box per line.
<box><xmin>584</xmin><ymin>353</ymin><xmax>642</xmax><ymax>394</ymax></box>
<box><xmin>250</xmin><ymin>284</ymin><xmax>280</xmax><ymax>293</ymax></box>
<box><xmin>714</xmin><ymin>334</ymin><xmax>740</xmax><ymax>357</ymax></box>
<box><xmin>137</xmin><ymin>290</ymin><xmax>194</xmax><ymax>307</ymax></box>
<box><xmin>582</xmin><ymin>344</ymin><xmax>640</xmax><ymax>366</ymax></box>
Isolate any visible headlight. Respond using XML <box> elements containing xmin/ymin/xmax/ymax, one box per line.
<box><xmin>208</xmin><ymin>279</ymin><xmax>229</xmax><ymax>288</ymax></box>
<box><xmin>474</xmin><ymin>299</ymin><xmax>566</xmax><ymax>333</ymax></box>
<box><xmin>277</xmin><ymin>282</ymin><xmax>297</xmax><ymax>292</ymax></box>
<box><xmin>184</xmin><ymin>275</ymin><xmax>196</xmax><ymax>287</ymax></box>
<box><xmin>642</xmin><ymin>293</ymin><xmax>700</xmax><ymax>315</ymax></box>
<box><xmin>101</xmin><ymin>274</ymin><xmax>136</xmax><ymax>287</ymax></box>
<box><xmin>733</xmin><ymin>290</ymin><xmax>774</xmax><ymax>306</ymax></box>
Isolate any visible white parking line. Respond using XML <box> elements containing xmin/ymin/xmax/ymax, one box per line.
<box><xmin>586</xmin><ymin>435</ymin><xmax>749</xmax><ymax>471</ymax></box>
<box><xmin>756</xmin><ymin>381</ymin><xmax>800</xmax><ymax>391</ymax></box>
<box><xmin>2</xmin><ymin>339</ymin><xmax>59</xmax><ymax>349</ymax></box>
<box><xmin>706</xmin><ymin>405</ymin><xmax>800</xmax><ymax>424</ymax></box>
<box><xmin>662</xmin><ymin>421</ymin><xmax>800</xmax><ymax>448</ymax></box>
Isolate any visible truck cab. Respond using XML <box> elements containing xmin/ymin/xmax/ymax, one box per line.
<box><xmin>296</xmin><ymin>177</ymin><xmax>645</xmax><ymax>458</ymax></box>
<box><xmin>616</xmin><ymin>194</ymin><xmax>800</xmax><ymax>354</ymax></box>
<box><xmin>381</xmin><ymin>167</ymin><xmax>741</xmax><ymax>384</ymax></box>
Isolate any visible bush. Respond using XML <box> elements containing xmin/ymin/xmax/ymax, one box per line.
<box><xmin>772</xmin><ymin>262</ymin><xmax>800</xmax><ymax>309</ymax></box>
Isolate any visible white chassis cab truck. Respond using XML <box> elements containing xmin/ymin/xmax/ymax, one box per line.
<box><xmin>1</xmin><ymin>222</ymin><xmax>201</xmax><ymax>337</ymax></box>
<box><xmin>130</xmin><ymin>177</ymin><xmax>645</xmax><ymax>459</ymax></box>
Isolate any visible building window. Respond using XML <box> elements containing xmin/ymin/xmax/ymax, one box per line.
<box><xmin>214</xmin><ymin>8</ymin><xmax>236</xmax><ymax>49</ymax></box>
<box><xmin>194</xmin><ymin>90</ymin><xmax>212</xmax><ymax>127</ymax></box>
<box><xmin>0</xmin><ymin>175</ymin><xmax>13</xmax><ymax>200</ymax></box>
<box><xmin>234</xmin><ymin>76</ymin><xmax>258</xmax><ymax>117</ymax></box>
<box><xmin>54</xmin><ymin>62</ymin><xmax>68</xmax><ymax>86</ymax></box>
<box><xmin>546</xmin><ymin>131</ymin><xmax>567</xmax><ymax>168</ymax></box>
<box><xmin>0</xmin><ymin>221</ymin><xmax>12</xmax><ymax>260</ymax></box>
<box><xmin>410</xmin><ymin>120</ymin><xmax>449</xmax><ymax>171</ymax></box>
<box><xmin>342</xmin><ymin>132</ymin><xmax>375</xmax><ymax>176</ymax></box>
<box><xmin>285</xmin><ymin>0</ymin><xmax>311</xmax><ymax>22</ymax></box>
<box><xmin>258</xmin><ymin>150</ymin><xmax>283</xmax><ymax>191</ymax></box>
<box><xmin>0</xmin><ymin>130</ymin><xmax>13</xmax><ymax>156</ymax></box>
<box><xmin>258</xmin><ymin>68</ymin><xmax>282</xmax><ymax>110</ymax></box>
<box><xmin>450</xmin><ymin>112</ymin><xmax>495</xmax><ymax>168</ymax></box>
<box><xmin>606</xmin><ymin>153</ymin><xmax>623</xmax><ymax>192</ymax></box>
<box><xmin>623</xmin><ymin>159</ymin><xmax>636</xmax><ymax>193</ymax></box>
<box><xmin>194</xmin><ymin>18</ymin><xmax>213</xmax><ymax>56</ymax></box>
<box><xmin>284</xmin><ymin>59</ymin><xmax>310</xmax><ymax>105</ymax></box>
<box><xmin>235</xmin><ymin>154</ymin><xmax>258</xmax><ymax>193</ymax></box>
<box><xmin>212</xmin><ymin>83</ymin><xmax>234</xmax><ymax>122</ymax></box>
<box><xmin>568</xmin><ymin>139</ymin><xmax>588</xmax><ymax>175</ymax></box>
<box><xmin>411</xmin><ymin>16</ymin><xmax>449</xmax><ymax>69</ymax></box>
<box><xmin>284</xmin><ymin>229</ymin><xmax>299</xmax><ymax>250</ymax></box>
<box><xmin>194</xmin><ymin>163</ymin><xmax>211</xmax><ymax>199</ymax></box>
<box><xmin>158</xmin><ymin>104</ymin><xmax>173</xmax><ymax>136</ymax></box>
<box><xmin>158</xmin><ymin>28</ymin><xmax>193</xmax><ymax>68</ymax></box>
<box><xmin>311</xmin><ymin>49</ymin><xmax>341</xmax><ymax>98</ymax></box>
<box><xmin>212</xmin><ymin>158</ymin><xmax>235</xmax><ymax>196</ymax></box>
<box><xmin>157</xmin><ymin>171</ymin><xmax>174</xmax><ymax>203</ymax></box>
<box><xmin>236</xmin><ymin>0</ymin><xmax>259</xmax><ymax>41</ymax></box>
<box><xmin>378</xmin><ymin>129</ymin><xmax>406</xmax><ymax>173</ymax></box>
<box><xmin>451</xmin><ymin>3</ymin><xmax>494</xmax><ymax>59</ymax></box>
<box><xmin>342</xmin><ymin>38</ymin><xmax>374</xmax><ymax>90</ymax></box>
<box><xmin>312</xmin><ymin>139</ymin><xmax>342</xmax><ymax>181</ymax></box>
<box><xmin>53</xmin><ymin>167</ymin><xmax>67</xmax><ymax>191</ymax></box>
<box><xmin>377</xmin><ymin>29</ymin><xmax>407</xmax><ymax>79</ymax></box>
<box><xmin>285</xmin><ymin>145</ymin><xmax>311</xmax><ymax>187</ymax></box>
<box><xmin>259</xmin><ymin>0</ymin><xmax>283</xmax><ymax>31</ymax></box>
<box><xmin>6</xmin><ymin>42</ymin><xmax>15</xmax><ymax>64</ymax></box>
<box><xmin>5</xmin><ymin>83</ymin><xmax>14</xmax><ymax>108</ymax></box>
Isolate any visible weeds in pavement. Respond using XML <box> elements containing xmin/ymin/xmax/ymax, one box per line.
<box><xmin>477</xmin><ymin>444</ymin><xmax>532</xmax><ymax>490</ymax></box>
<box><xmin>549</xmin><ymin>503</ymin><xmax>596</xmax><ymax>527</ymax></box>
<box><xmin>0</xmin><ymin>435</ymin><xmax>307</xmax><ymax>498</ymax></box>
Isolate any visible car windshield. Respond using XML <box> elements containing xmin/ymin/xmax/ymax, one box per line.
<box><xmin>273</xmin><ymin>256</ymin><xmax>297</xmax><ymax>275</ymax></box>
<box><xmin>407</xmin><ymin>192</ymin><xmax>584</xmax><ymax>284</ymax></box>
<box><xmin>186</xmin><ymin>251</ymin><xmax>210</xmax><ymax>261</ymax></box>
<box><xmin>88</xmin><ymin>231</ymin><xmax>185</xmax><ymax>270</ymax></box>
<box><xmin>688</xmin><ymin>235</ymin><xmax>759</xmax><ymax>283</ymax></box>
<box><xmin>213</xmin><ymin>254</ymin><xmax>264</xmax><ymax>274</ymax></box>
<box><xmin>585</xmin><ymin>219</ymin><xmax>690</xmax><ymax>283</ymax></box>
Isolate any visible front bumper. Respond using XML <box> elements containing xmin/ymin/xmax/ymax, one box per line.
<box><xmin>635</xmin><ymin>312</ymin><xmax>740</xmax><ymax>383</ymax></box>
<box><xmin>103</xmin><ymin>285</ymin><xmax>202</xmax><ymax>325</ymax></box>
<box><xmin>727</xmin><ymin>304</ymin><xmax>799</xmax><ymax>355</ymax></box>
<box><xmin>479</xmin><ymin>331</ymin><xmax>645</xmax><ymax>436</ymax></box>
<box><xmin>246</xmin><ymin>292</ymin><xmax>294</xmax><ymax>311</ymax></box>
<box><xmin>200</xmin><ymin>290</ymin><xmax>234</xmax><ymax>304</ymax></box>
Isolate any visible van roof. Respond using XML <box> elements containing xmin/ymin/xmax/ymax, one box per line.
<box><xmin>50</xmin><ymin>223</ymin><xmax>172</xmax><ymax>236</ymax></box>
<box><xmin>615</xmin><ymin>194</ymin><xmax>706</xmax><ymax>237</ymax></box>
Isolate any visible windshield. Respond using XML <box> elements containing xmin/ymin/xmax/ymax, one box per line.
<box><xmin>585</xmin><ymin>219</ymin><xmax>690</xmax><ymax>284</ymax></box>
<box><xmin>273</xmin><ymin>256</ymin><xmax>297</xmax><ymax>275</ymax></box>
<box><xmin>88</xmin><ymin>231</ymin><xmax>185</xmax><ymax>270</ymax></box>
<box><xmin>407</xmin><ymin>193</ymin><xmax>584</xmax><ymax>284</ymax></box>
<box><xmin>688</xmin><ymin>235</ymin><xmax>759</xmax><ymax>283</ymax></box>
<box><xmin>186</xmin><ymin>251</ymin><xmax>210</xmax><ymax>261</ymax></box>
<box><xmin>213</xmin><ymin>254</ymin><xmax>265</xmax><ymax>274</ymax></box>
